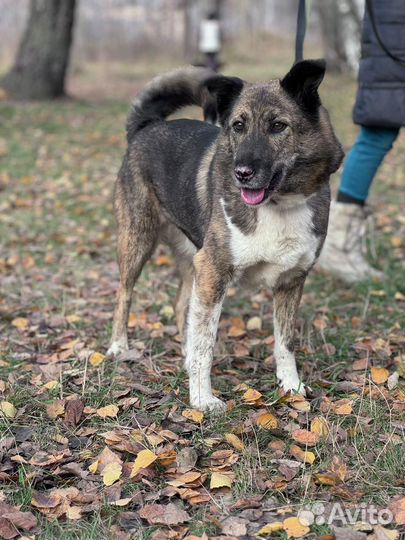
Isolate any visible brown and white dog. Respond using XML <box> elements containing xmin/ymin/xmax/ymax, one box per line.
<box><xmin>107</xmin><ymin>61</ymin><xmax>343</xmax><ymax>412</ymax></box>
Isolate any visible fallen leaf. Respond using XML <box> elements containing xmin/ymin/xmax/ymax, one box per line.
<box><xmin>46</xmin><ymin>400</ymin><xmax>65</xmax><ymax>419</ymax></box>
<box><xmin>242</xmin><ymin>388</ymin><xmax>263</xmax><ymax>404</ymax></box>
<box><xmin>66</xmin><ymin>506</ymin><xmax>82</xmax><ymax>520</ymax></box>
<box><xmin>210</xmin><ymin>472</ymin><xmax>232</xmax><ymax>489</ymax></box>
<box><xmin>96</xmin><ymin>404</ymin><xmax>119</xmax><ymax>418</ymax></box>
<box><xmin>89</xmin><ymin>460</ymin><xmax>98</xmax><ymax>474</ymax></box>
<box><xmin>246</xmin><ymin>316</ymin><xmax>262</xmax><ymax>331</ymax></box>
<box><xmin>11</xmin><ymin>317</ymin><xmax>28</xmax><ymax>331</ymax></box>
<box><xmin>167</xmin><ymin>471</ymin><xmax>201</xmax><ymax>487</ymax></box>
<box><xmin>90</xmin><ymin>352</ymin><xmax>105</xmax><ymax>367</ymax></box>
<box><xmin>292</xmin><ymin>429</ymin><xmax>320</xmax><ymax>447</ymax></box>
<box><xmin>221</xmin><ymin>516</ymin><xmax>248</xmax><ymax>536</ymax></box>
<box><xmin>333</xmin><ymin>399</ymin><xmax>353</xmax><ymax>415</ymax></box>
<box><xmin>182</xmin><ymin>408</ymin><xmax>204</xmax><ymax>423</ymax></box>
<box><xmin>224</xmin><ymin>433</ymin><xmax>244</xmax><ymax>451</ymax></box>
<box><xmin>130</xmin><ymin>449</ymin><xmax>157</xmax><ymax>478</ymax></box>
<box><xmin>389</xmin><ymin>495</ymin><xmax>405</xmax><ymax>525</ymax></box>
<box><xmin>256</xmin><ymin>522</ymin><xmax>283</xmax><ymax>535</ymax></box>
<box><xmin>371</xmin><ymin>366</ymin><xmax>389</xmax><ymax>385</ymax></box>
<box><xmin>102</xmin><ymin>462</ymin><xmax>122</xmax><ymax>486</ymax></box>
<box><xmin>290</xmin><ymin>445</ymin><xmax>315</xmax><ymax>464</ymax></box>
<box><xmin>139</xmin><ymin>503</ymin><xmax>190</xmax><ymax>525</ymax></box>
<box><xmin>64</xmin><ymin>398</ymin><xmax>84</xmax><ymax>426</ymax></box>
<box><xmin>0</xmin><ymin>401</ymin><xmax>16</xmax><ymax>419</ymax></box>
<box><xmin>283</xmin><ymin>516</ymin><xmax>310</xmax><ymax>538</ymax></box>
<box><xmin>310</xmin><ymin>416</ymin><xmax>330</xmax><ymax>438</ymax></box>
<box><xmin>256</xmin><ymin>411</ymin><xmax>278</xmax><ymax>429</ymax></box>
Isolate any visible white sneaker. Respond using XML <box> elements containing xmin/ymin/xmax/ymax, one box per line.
<box><xmin>317</xmin><ymin>201</ymin><xmax>384</xmax><ymax>283</ymax></box>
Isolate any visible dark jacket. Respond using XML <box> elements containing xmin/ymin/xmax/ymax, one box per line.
<box><xmin>353</xmin><ymin>0</ymin><xmax>405</xmax><ymax>128</ymax></box>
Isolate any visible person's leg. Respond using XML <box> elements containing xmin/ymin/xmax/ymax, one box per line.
<box><xmin>317</xmin><ymin>126</ymin><xmax>400</xmax><ymax>283</ymax></box>
<box><xmin>337</xmin><ymin>126</ymin><xmax>399</xmax><ymax>205</ymax></box>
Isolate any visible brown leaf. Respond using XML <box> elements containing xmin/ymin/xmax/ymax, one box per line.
<box><xmin>176</xmin><ymin>447</ymin><xmax>198</xmax><ymax>473</ymax></box>
<box><xmin>46</xmin><ymin>400</ymin><xmax>65</xmax><ymax>419</ymax></box>
<box><xmin>283</xmin><ymin>516</ymin><xmax>310</xmax><ymax>538</ymax></box>
<box><xmin>292</xmin><ymin>429</ymin><xmax>320</xmax><ymax>447</ymax></box>
<box><xmin>139</xmin><ymin>503</ymin><xmax>190</xmax><ymax>525</ymax></box>
<box><xmin>64</xmin><ymin>398</ymin><xmax>84</xmax><ymax>427</ymax></box>
<box><xmin>220</xmin><ymin>516</ymin><xmax>248</xmax><ymax>536</ymax></box>
<box><xmin>389</xmin><ymin>495</ymin><xmax>405</xmax><ymax>525</ymax></box>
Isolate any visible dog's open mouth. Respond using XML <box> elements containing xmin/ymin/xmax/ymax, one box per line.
<box><xmin>240</xmin><ymin>186</ymin><xmax>271</xmax><ymax>206</ymax></box>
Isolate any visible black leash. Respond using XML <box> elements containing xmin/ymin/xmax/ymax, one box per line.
<box><xmin>365</xmin><ymin>0</ymin><xmax>405</xmax><ymax>66</ymax></box>
<box><xmin>295</xmin><ymin>0</ymin><xmax>307</xmax><ymax>63</ymax></box>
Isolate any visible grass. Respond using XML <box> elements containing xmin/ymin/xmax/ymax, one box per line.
<box><xmin>0</xmin><ymin>51</ymin><xmax>404</xmax><ymax>539</ymax></box>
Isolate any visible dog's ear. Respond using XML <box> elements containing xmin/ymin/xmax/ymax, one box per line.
<box><xmin>281</xmin><ymin>59</ymin><xmax>325</xmax><ymax>115</ymax></box>
<box><xmin>203</xmin><ymin>75</ymin><xmax>244</xmax><ymax>125</ymax></box>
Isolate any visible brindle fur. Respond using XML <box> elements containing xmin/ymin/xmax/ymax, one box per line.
<box><xmin>107</xmin><ymin>62</ymin><xmax>344</xmax><ymax>411</ymax></box>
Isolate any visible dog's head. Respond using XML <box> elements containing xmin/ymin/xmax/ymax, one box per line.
<box><xmin>203</xmin><ymin>60</ymin><xmax>344</xmax><ymax>206</ymax></box>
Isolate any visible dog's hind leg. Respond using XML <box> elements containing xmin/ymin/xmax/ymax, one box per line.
<box><xmin>175</xmin><ymin>265</ymin><xmax>194</xmax><ymax>338</ymax></box>
<box><xmin>108</xmin><ymin>173</ymin><xmax>159</xmax><ymax>357</ymax></box>
<box><xmin>273</xmin><ymin>275</ymin><xmax>306</xmax><ymax>394</ymax></box>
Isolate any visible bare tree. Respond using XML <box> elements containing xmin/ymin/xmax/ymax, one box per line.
<box><xmin>1</xmin><ymin>0</ymin><xmax>76</xmax><ymax>100</ymax></box>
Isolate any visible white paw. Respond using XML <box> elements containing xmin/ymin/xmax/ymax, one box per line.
<box><xmin>278</xmin><ymin>371</ymin><xmax>306</xmax><ymax>395</ymax></box>
<box><xmin>107</xmin><ymin>339</ymin><xmax>128</xmax><ymax>357</ymax></box>
<box><xmin>190</xmin><ymin>394</ymin><xmax>227</xmax><ymax>414</ymax></box>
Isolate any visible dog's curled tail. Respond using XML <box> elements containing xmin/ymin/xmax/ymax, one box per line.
<box><xmin>126</xmin><ymin>66</ymin><xmax>214</xmax><ymax>142</ymax></box>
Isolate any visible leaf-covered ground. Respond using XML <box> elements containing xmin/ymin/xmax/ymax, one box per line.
<box><xmin>0</xmin><ymin>57</ymin><xmax>404</xmax><ymax>540</ymax></box>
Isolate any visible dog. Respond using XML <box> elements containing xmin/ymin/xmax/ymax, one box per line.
<box><xmin>107</xmin><ymin>60</ymin><xmax>344</xmax><ymax>412</ymax></box>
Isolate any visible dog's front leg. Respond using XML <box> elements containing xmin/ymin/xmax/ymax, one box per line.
<box><xmin>273</xmin><ymin>276</ymin><xmax>306</xmax><ymax>394</ymax></box>
<box><xmin>185</xmin><ymin>249</ymin><xmax>231</xmax><ymax>413</ymax></box>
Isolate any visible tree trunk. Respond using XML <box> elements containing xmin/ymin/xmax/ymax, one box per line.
<box><xmin>315</xmin><ymin>0</ymin><xmax>349</xmax><ymax>73</ymax></box>
<box><xmin>1</xmin><ymin>0</ymin><xmax>76</xmax><ymax>100</ymax></box>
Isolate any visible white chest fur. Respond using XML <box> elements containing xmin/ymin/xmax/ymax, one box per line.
<box><xmin>221</xmin><ymin>199</ymin><xmax>319</xmax><ymax>287</ymax></box>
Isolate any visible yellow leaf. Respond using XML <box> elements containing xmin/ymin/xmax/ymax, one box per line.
<box><xmin>242</xmin><ymin>388</ymin><xmax>263</xmax><ymax>403</ymax></box>
<box><xmin>96</xmin><ymin>404</ymin><xmax>119</xmax><ymax>418</ymax></box>
<box><xmin>310</xmin><ymin>416</ymin><xmax>330</xmax><ymax>438</ymax></box>
<box><xmin>90</xmin><ymin>352</ymin><xmax>105</xmax><ymax>367</ymax></box>
<box><xmin>66</xmin><ymin>314</ymin><xmax>81</xmax><ymax>324</ymax></box>
<box><xmin>43</xmin><ymin>380</ymin><xmax>59</xmax><ymax>390</ymax></box>
<box><xmin>182</xmin><ymin>408</ymin><xmax>204</xmax><ymax>423</ymax></box>
<box><xmin>246</xmin><ymin>316</ymin><xmax>262</xmax><ymax>331</ymax></box>
<box><xmin>11</xmin><ymin>317</ymin><xmax>28</xmax><ymax>330</ymax></box>
<box><xmin>371</xmin><ymin>366</ymin><xmax>389</xmax><ymax>385</ymax></box>
<box><xmin>88</xmin><ymin>460</ymin><xmax>98</xmax><ymax>474</ymax></box>
<box><xmin>0</xmin><ymin>401</ymin><xmax>16</xmax><ymax>418</ymax></box>
<box><xmin>46</xmin><ymin>400</ymin><xmax>65</xmax><ymax>419</ymax></box>
<box><xmin>102</xmin><ymin>461</ymin><xmax>122</xmax><ymax>486</ymax></box>
<box><xmin>256</xmin><ymin>522</ymin><xmax>283</xmax><ymax>536</ymax></box>
<box><xmin>210</xmin><ymin>472</ymin><xmax>232</xmax><ymax>489</ymax></box>
<box><xmin>290</xmin><ymin>444</ymin><xmax>315</xmax><ymax>464</ymax></box>
<box><xmin>66</xmin><ymin>506</ymin><xmax>82</xmax><ymax>520</ymax></box>
<box><xmin>256</xmin><ymin>411</ymin><xmax>278</xmax><ymax>429</ymax></box>
<box><xmin>130</xmin><ymin>449</ymin><xmax>157</xmax><ymax>478</ymax></box>
<box><xmin>332</xmin><ymin>399</ymin><xmax>353</xmax><ymax>415</ymax></box>
<box><xmin>283</xmin><ymin>516</ymin><xmax>310</xmax><ymax>538</ymax></box>
<box><xmin>390</xmin><ymin>236</ymin><xmax>403</xmax><ymax>248</ymax></box>
<box><xmin>224</xmin><ymin>433</ymin><xmax>244</xmax><ymax>451</ymax></box>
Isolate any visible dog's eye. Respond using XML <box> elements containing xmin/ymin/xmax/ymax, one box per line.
<box><xmin>232</xmin><ymin>121</ymin><xmax>244</xmax><ymax>132</ymax></box>
<box><xmin>271</xmin><ymin>121</ymin><xmax>287</xmax><ymax>133</ymax></box>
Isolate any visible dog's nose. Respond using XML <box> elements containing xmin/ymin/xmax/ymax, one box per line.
<box><xmin>234</xmin><ymin>165</ymin><xmax>255</xmax><ymax>183</ymax></box>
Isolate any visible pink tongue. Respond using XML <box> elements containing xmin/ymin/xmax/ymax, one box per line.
<box><xmin>241</xmin><ymin>187</ymin><xmax>265</xmax><ymax>205</ymax></box>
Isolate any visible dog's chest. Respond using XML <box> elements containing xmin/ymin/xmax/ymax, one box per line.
<box><xmin>222</xmin><ymin>201</ymin><xmax>318</xmax><ymax>286</ymax></box>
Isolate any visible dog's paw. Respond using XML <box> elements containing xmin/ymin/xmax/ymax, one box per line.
<box><xmin>278</xmin><ymin>373</ymin><xmax>306</xmax><ymax>396</ymax></box>
<box><xmin>190</xmin><ymin>395</ymin><xmax>226</xmax><ymax>414</ymax></box>
<box><xmin>106</xmin><ymin>340</ymin><xmax>128</xmax><ymax>358</ymax></box>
